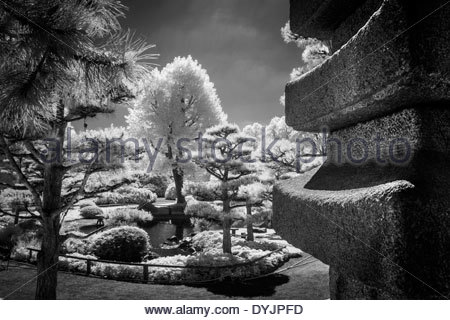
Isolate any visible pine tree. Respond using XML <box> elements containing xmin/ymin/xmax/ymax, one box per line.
<box><xmin>192</xmin><ymin>124</ymin><xmax>255</xmax><ymax>253</ymax></box>
<box><xmin>0</xmin><ymin>0</ymin><xmax>154</xmax><ymax>299</ymax></box>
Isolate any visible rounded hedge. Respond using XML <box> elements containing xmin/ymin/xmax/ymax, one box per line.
<box><xmin>80</xmin><ymin>206</ymin><xmax>104</xmax><ymax>219</ymax></box>
<box><xmin>90</xmin><ymin>226</ymin><xmax>150</xmax><ymax>262</ymax></box>
<box><xmin>78</xmin><ymin>200</ymin><xmax>97</xmax><ymax>209</ymax></box>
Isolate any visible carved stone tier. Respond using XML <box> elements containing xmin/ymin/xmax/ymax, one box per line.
<box><xmin>286</xmin><ymin>0</ymin><xmax>450</xmax><ymax>132</ymax></box>
<box><xmin>276</xmin><ymin>0</ymin><xmax>450</xmax><ymax>299</ymax></box>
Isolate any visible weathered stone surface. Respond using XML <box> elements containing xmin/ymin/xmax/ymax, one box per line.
<box><xmin>286</xmin><ymin>0</ymin><xmax>450</xmax><ymax>132</ymax></box>
<box><xmin>274</xmin><ymin>108</ymin><xmax>450</xmax><ymax>299</ymax></box>
<box><xmin>279</xmin><ymin>0</ymin><xmax>450</xmax><ymax>300</ymax></box>
<box><xmin>290</xmin><ymin>0</ymin><xmax>367</xmax><ymax>41</ymax></box>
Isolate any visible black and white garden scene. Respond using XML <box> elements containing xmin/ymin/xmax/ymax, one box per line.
<box><xmin>0</xmin><ymin>0</ymin><xmax>449</xmax><ymax>301</ymax></box>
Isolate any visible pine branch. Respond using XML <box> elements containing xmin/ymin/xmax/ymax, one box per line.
<box><xmin>0</xmin><ymin>207</ymin><xmax>40</xmax><ymax>221</ymax></box>
<box><xmin>0</xmin><ymin>136</ymin><xmax>43</xmax><ymax>212</ymax></box>
<box><xmin>0</xmin><ymin>182</ymin><xmax>28</xmax><ymax>190</ymax></box>
<box><xmin>23</xmin><ymin>141</ymin><xmax>44</xmax><ymax>165</ymax></box>
<box><xmin>59</xmin><ymin>168</ymin><xmax>93</xmax><ymax>216</ymax></box>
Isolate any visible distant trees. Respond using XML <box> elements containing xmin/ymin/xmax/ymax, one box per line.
<box><xmin>192</xmin><ymin>124</ymin><xmax>256</xmax><ymax>253</ymax></box>
<box><xmin>280</xmin><ymin>21</ymin><xmax>330</xmax><ymax>106</ymax></box>
<box><xmin>0</xmin><ymin>0</ymin><xmax>154</xmax><ymax>299</ymax></box>
<box><xmin>281</xmin><ymin>21</ymin><xmax>330</xmax><ymax>78</ymax></box>
<box><xmin>127</xmin><ymin>56</ymin><xmax>227</xmax><ymax>204</ymax></box>
<box><xmin>238</xmin><ymin>182</ymin><xmax>272</xmax><ymax>241</ymax></box>
<box><xmin>243</xmin><ymin>116</ymin><xmax>324</xmax><ymax>179</ymax></box>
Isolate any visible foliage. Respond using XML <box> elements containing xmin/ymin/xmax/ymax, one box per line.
<box><xmin>238</xmin><ymin>182</ymin><xmax>272</xmax><ymax>205</ymax></box>
<box><xmin>243</xmin><ymin>116</ymin><xmax>324</xmax><ymax>178</ymax></box>
<box><xmin>185</xmin><ymin>201</ymin><xmax>222</xmax><ymax>222</ymax></box>
<box><xmin>192</xmin><ymin>124</ymin><xmax>257</xmax><ymax>198</ymax></box>
<box><xmin>0</xmin><ymin>189</ymin><xmax>33</xmax><ymax>208</ymax></box>
<box><xmin>191</xmin><ymin>123</ymin><xmax>258</xmax><ymax>253</ymax></box>
<box><xmin>80</xmin><ymin>206</ymin><xmax>104</xmax><ymax>219</ymax></box>
<box><xmin>183</xmin><ymin>181</ymin><xmax>222</xmax><ymax>201</ymax></box>
<box><xmin>137</xmin><ymin>173</ymin><xmax>170</xmax><ymax>197</ymax></box>
<box><xmin>0</xmin><ymin>215</ymin><xmax>14</xmax><ymax>226</ymax></box>
<box><xmin>78</xmin><ymin>200</ymin><xmax>97</xmax><ymax>209</ymax></box>
<box><xmin>0</xmin><ymin>0</ymin><xmax>155</xmax><ymax>137</ymax></box>
<box><xmin>116</xmin><ymin>186</ymin><xmax>157</xmax><ymax>203</ymax></box>
<box><xmin>106</xmin><ymin>208</ymin><xmax>154</xmax><ymax>227</ymax></box>
<box><xmin>164</xmin><ymin>183</ymin><xmax>176</xmax><ymax>200</ymax></box>
<box><xmin>280</xmin><ymin>21</ymin><xmax>330</xmax><ymax>81</ymax></box>
<box><xmin>127</xmin><ymin>55</ymin><xmax>227</xmax><ymax>202</ymax></box>
<box><xmin>0</xmin><ymin>0</ymin><xmax>156</xmax><ymax>299</ymax></box>
<box><xmin>90</xmin><ymin>226</ymin><xmax>150</xmax><ymax>262</ymax></box>
<box><xmin>127</xmin><ymin>55</ymin><xmax>226</xmax><ymax>147</ymax></box>
<box><xmin>59</xmin><ymin>253</ymin><xmax>98</xmax><ymax>274</ymax></box>
<box><xmin>190</xmin><ymin>217</ymin><xmax>218</xmax><ymax>232</ymax></box>
<box><xmin>95</xmin><ymin>187</ymin><xmax>157</xmax><ymax>205</ymax></box>
<box><xmin>252</xmin><ymin>203</ymin><xmax>273</xmax><ymax>227</ymax></box>
<box><xmin>10</xmin><ymin>235</ymin><xmax>41</xmax><ymax>263</ymax></box>
<box><xmin>61</xmin><ymin>238</ymin><xmax>90</xmax><ymax>255</ymax></box>
<box><xmin>57</xmin><ymin>231</ymin><xmax>298</xmax><ymax>283</ymax></box>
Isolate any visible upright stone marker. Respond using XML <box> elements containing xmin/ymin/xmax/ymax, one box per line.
<box><xmin>274</xmin><ymin>0</ymin><xmax>449</xmax><ymax>299</ymax></box>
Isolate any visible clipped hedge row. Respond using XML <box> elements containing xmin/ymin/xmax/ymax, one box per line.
<box><xmin>96</xmin><ymin>187</ymin><xmax>157</xmax><ymax>205</ymax></box>
<box><xmin>57</xmin><ymin>231</ymin><xmax>300</xmax><ymax>283</ymax></box>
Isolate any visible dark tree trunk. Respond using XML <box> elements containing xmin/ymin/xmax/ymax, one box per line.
<box><xmin>35</xmin><ymin>215</ymin><xmax>60</xmax><ymax>300</ymax></box>
<box><xmin>13</xmin><ymin>206</ymin><xmax>19</xmax><ymax>225</ymax></box>
<box><xmin>246</xmin><ymin>202</ymin><xmax>254</xmax><ymax>241</ymax></box>
<box><xmin>172</xmin><ymin>167</ymin><xmax>185</xmax><ymax>204</ymax></box>
<box><xmin>35</xmin><ymin>112</ymin><xmax>65</xmax><ymax>300</ymax></box>
<box><xmin>222</xmin><ymin>195</ymin><xmax>232</xmax><ymax>254</ymax></box>
<box><xmin>167</xmin><ymin>142</ymin><xmax>185</xmax><ymax>205</ymax></box>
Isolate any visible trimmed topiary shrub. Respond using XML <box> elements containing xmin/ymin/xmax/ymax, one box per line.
<box><xmin>106</xmin><ymin>208</ymin><xmax>154</xmax><ymax>227</ymax></box>
<box><xmin>95</xmin><ymin>187</ymin><xmax>157</xmax><ymax>205</ymax></box>
<box><xmin>80</xmin><ymin>206</ymin><xmax>104</xmax><ymax>219</ymax></box>
<box><xmin>95</xmin><ymin>192</ymin><xmax>122</xmax><ymax>205</ymax></box>
<box><xmin>78</xmin><ymin>200</ymin><xmax>97</xmax><ymax>209</ymax></box>
<box><xmin>90</xmin><ymin>226</ymin><xmax>150</xmax><ymax>262</ymax></box>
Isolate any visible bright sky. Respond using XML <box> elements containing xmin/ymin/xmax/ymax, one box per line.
<box><xmin>84</xmin><ymin>0</ymin><xmax>300</xmax><ymax>131</ymax></box>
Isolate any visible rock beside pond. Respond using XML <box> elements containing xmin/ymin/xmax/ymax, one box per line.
<box><xmin>166</xmin><ymin>235</ymin><xmax>179</xmax><ymax>243</ymax></box>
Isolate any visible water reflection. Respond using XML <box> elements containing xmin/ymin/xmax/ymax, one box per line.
<box><xmin>143</xmin><ymin>222</ymin><xmax>193</xmax><ymax>248</ymax></box>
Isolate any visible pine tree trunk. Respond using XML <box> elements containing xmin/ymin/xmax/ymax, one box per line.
<box><xmin>35</xmin><ymin>114</ymin><xmax>65</xmax><ymax>300</ymax></box>
<box><xmin>13</xmin><ymin>206</ymin><xmax>19</xmax><ymax>225</ymax></box>
<box><xmin>246</xmin><ymin>202</ymin><xmax>254</xmax><ymax>241</ymax></box>
<box><xmin>167</xmin><ymin>142</ymin><xmax>185</xmax><ymax>205</ymax></box>
<box><xmin>172</xmin><ymin>167</ymin><xmax>185</xmax><ymax>204</ymax></box>
<box><xmin>222</xmin><ymin>197</ymin><xmax>232</xmax><ymax>254</ymax></box>
<box><xmin>35</xmin><ymin>215</ymin><xmax>60</xmax><ymax>300</ymax></box>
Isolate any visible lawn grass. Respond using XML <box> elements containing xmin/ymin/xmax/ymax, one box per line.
<box><xmin>0</xmin><ymin>257</ymin><xmax>329</xmax><ymax>300</ymax></box>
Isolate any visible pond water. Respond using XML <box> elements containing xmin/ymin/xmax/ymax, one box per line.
<box><xmin>78</xmin><ymin>220</ymin><xmax>194</xmax><ymax>248</ymax></box>
<box><xmin>142</xmin><ymin>221</ymin><xmax>194</xmax><ymax>248</ymax></box>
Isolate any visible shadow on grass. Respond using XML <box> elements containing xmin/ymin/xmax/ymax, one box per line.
<box><xmin>189</xmin><ymin>274</ymin><xmax>290</xmax><ymax>298</ymax></box>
